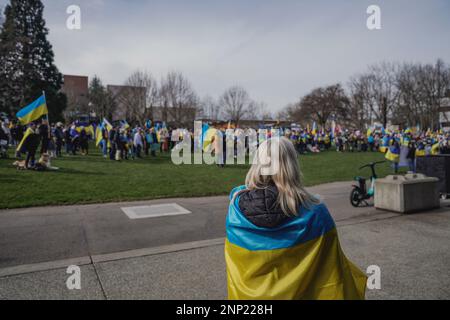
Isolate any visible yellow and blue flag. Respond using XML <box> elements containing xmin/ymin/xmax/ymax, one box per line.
<box><xmin>103</xmin><ymin>118</ymin><xmax>113</xmax><ymax>131</ymax></box>
<box><xmin>431</xmin><ymin>143</ymin><xmax>440</xmax><ymax>155</ymax></box>
<box><xmin>16</xmin><ymin>127</ymin><xmax>36</xmax><ymax>152</ymax></box>
<box><xmin>385</xmin><ymin>145</ymin><xmax>400</xmax><ymax>162</ymax></box>
<box><xmin>16</xmin><ymin>95</ymin><xmax>48</xmax><ymax>125</ymax></box>
<box><xmin>311</xmin><ymin>122</ymin><xmax>317</xmax><ymax>135</ymax></box>
<box><xmin>95</xmin><ymin>123</ymin><xmax>104</xmax><ymax>147</ymax></box>
<box><xmin>120</xmin><ymin>120</ymin><xmax>130</xmax><ymax>130</ymax></box>
<box><xmin>225</xmin><ymin>186</ymin><xmax>367</xmax><ymax>300</ymax></box>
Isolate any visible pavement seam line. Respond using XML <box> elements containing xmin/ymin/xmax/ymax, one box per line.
<box><xmin>92</xmin><ymin>238</ymin><xmax>225</xmax><ymax>263</ymax></box>
<box><xmin>0</xmin><ymin>238</ymin><xmax>226</xmax><ymax>279</ymax></box>
<box><xmin>91</xmin><ymin>260</ymin><xmax>108</xmax><ymax>300</ymax></box>
<box><xmin>0</xmin><ymin>257</ymin><xmax>92</xmax><ymax>278</ymax></box>
<box><xmin>81</xmin><ymin>213</ymin><xmax>108</xmax><ymax>300</ymax></box>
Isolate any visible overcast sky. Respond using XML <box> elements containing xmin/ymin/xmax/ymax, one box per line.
<box><xmin>2</xmin><ymin>0</ymin><xmax>450</xmax><ymax>111</ymax></box>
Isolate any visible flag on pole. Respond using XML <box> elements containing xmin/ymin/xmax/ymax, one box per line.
<box><xmin>120</xmin><ymin>120</ymin><xmax>130</xmax><ymax>130</ymax></box>
<box><xmin>95</xmin><ymin>123</ymin><xmax>104</xmax><ymax>147</ymax></box>
<box><xmin>311</xmin><ymin>122</ymin><xmax>317</xmax><ymax>135</ymax></box>
<box><xmin>16</xmin><ymin>94</ymin><xmax>48</xmax><ymax>125</ymax></box>
<box><xmin>103</xmin><ymin>118</ymin><xmax>113</xmax><ymax>131</ymax></box>
<box><xmin>331</xmin><ymin>120</ymin><xmax>336</xmax><ymax>138</ymax></box>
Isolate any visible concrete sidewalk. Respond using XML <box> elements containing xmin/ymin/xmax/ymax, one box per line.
<box><xmin>1</xmin><ymin>182</ymin><xmax>450</xmax><ymax>300</ymax></box>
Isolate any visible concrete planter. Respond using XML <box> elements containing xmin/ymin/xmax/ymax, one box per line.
<box><xmin>374</xmin><ymin>174</ymin><xmax>440</xmax><ymax>213</ymax></box>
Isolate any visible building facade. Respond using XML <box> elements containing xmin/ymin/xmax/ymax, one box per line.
<box><xmin>439</xmin><ymin>97</ymin><xmax>450</xmax><ymax>130</ymax></box>
<box><xmin>61</xmin><ymin>75</ymin><xmax>90</xmax><ymax>120</ymax></box>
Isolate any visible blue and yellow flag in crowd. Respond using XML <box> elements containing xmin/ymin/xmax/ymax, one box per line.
<box><xmin>385</xmin><ymin>144</ymin><xmax>400</xmax><ymax>162</ymax></box>
<box><xmin>16</xmin><ymin>94</ymin><xmax>48</xmax><ymax>125</ymax></box>
<box><xmin>202</xmin><ymin>124</ymin><xmax>219</xmax><ymax>152</ymax></box>
<box><xmin>120</xmin><ymin>120</ymin><xmax>130</xmax><ymax>130</ymax></box>
<box><xmin>103</xmin><ymin>118</ymin><xmax>113</xmax><ymax>131</ymax></box>
<box><xmin>225</xmin><ymin>186</ymin><xmax>367</xmax><ymax>300</ymax></box>
<box><xmin>95</xmin><ymin>123</ymin><xmax>104</xmax><ymax>147</ymax></box>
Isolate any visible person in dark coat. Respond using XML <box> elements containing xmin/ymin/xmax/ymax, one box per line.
<box><xmin>53</xmin><ymin>122</ymin><xmax>64</xmax><ymax>157</ymax></box>
<box><xmin>39</xmin><ymin>120</ymin><xmax>50</xmax><ymax>155</ymax></box>
<box><xmin>109</xmin><ymin>127</ymin><xmax>117</xmax><ymax>160</ymax></box>
<box><xmin>406</xmin><ymin>141</ymin><xmax>417</xmax><ymax>173</ymax></box>
<box><xmin>79</xmin><ymin>127</ymin><xmax>89</xmax><ymax>155</ymax></box>
<box><xmin>18</xmin><ymin>123</ymin><xmax>41</xmax><ymax>169</ymax></box>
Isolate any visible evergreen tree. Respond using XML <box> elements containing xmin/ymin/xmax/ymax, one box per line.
<box><xmin>0</xmin><ymin>0</ymin><xmax>66</xmax><ymax>121</ymax></box>
<box><xmin>89</xmin><ymin>75</ymin><xmax>114</xmax><ymax>119</ymax></box>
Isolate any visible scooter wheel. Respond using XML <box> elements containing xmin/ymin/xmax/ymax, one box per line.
<box><xmin>350</xmin><ymin>189</ymin><xmax>362</xmax><ymax>207</ymax></box>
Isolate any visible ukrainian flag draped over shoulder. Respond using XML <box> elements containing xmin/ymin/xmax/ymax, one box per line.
<box><xmin>16</xmin><ymin>95</ymin><xmax>48</xmax><ymax>125</ymax></box>
<box><xmin>225</xmin><ymin>186</ymin><xmax>367</xmax><ymax>300</ymax></box>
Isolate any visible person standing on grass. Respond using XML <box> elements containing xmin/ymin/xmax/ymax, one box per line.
<box><xmin>149</xmin><ymin>127</ymin><xmax>159</xmax><ymax>157</ymax></box>
<box><xmin>53</xmin><ymin>122</ymin><xmax>64</xmax><ymax>157</ymax></box>
<box><xmin>17</xmin><ymin>122</ymin><xmax>41</xmax><ymax>169</ymax></box>
<box><xmin>108</xmin><ymin>126</ymin><xmax>117</xmax><ymax>160</ymax></box>
<box><xmin>406</xmin><ymin>141</ymin><xmax>417</xmax><ymax>173</ymax></box>
<box><xmin>10</xmin><ymin>121</ymin><xmax>22</xmax><ymax>149</ymax></box>
<box><xmin>144</xmin><ymin>128</ymin><xmax>151</xmax><ymax>156</ymax></box>
<box><xmin>70</xmin><ymin>125</ymin><xmax>80</xmax><ymax>156</ymax></box>
<box><xmin>101</xmin><ymin>125</ymin><xmax>109</xmax><ymax>158</ymax></box>
<box><xmin>225</xmin><ymin>137</ymin><xmax>366</xmax><ymax>300</ymax></box>
<box><xmin>133</xmin><ymin>128</ymin><xmax>144</xmax><ymax>158</ymax></box>
<box><xmin>385</xmin><ymin>139</ymin><xmax>401</xmax><ymax>174</ymax></box>
<box><xmin>79</xmin><ymin>127</ymin><xmax>89</xmax><ymax>156</ymax></box>
<box><xmin>63</xmin><ymin>125</ymin><xmax>71</xmax><ymax>155</ymax></box>
<box><xmin>39</xmin><ymin>120</ymin><xmax>50</xmax><ymax>155</ymax></box>
<box><xmin>115</xmin><ymin>128</ymin><xmax>126</xmax><ymax>161</ymax></box>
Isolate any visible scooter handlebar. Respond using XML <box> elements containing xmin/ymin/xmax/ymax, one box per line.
<box><xmin>359</xmin><ymin>161</ymin><xmax>386</xmax><ymax>171</ymax></box>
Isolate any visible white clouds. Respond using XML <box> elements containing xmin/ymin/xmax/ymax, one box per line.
<box><xmin>39</xmin><ymin>0</ymin><xmax>450</xmax><ymax>111</ymax></box>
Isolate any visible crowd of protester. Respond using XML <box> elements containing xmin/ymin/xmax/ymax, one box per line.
<box><xmin>0</xmin><ymin>115</ymin><xmax>449</xmax><ymax>172</ymax></box>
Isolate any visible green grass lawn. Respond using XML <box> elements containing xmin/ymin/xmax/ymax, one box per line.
<box><xmin>0</xmin><ymin>145</ymin><xmax>399</xmax><ymax>209</ymax></box>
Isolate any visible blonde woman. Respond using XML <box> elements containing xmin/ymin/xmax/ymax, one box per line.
<box><xmin>225</xmin><ymin>137</ymin><xmax>366</xmax><ymax>300</ymax></box>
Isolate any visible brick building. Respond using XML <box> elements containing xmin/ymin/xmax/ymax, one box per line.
<box><xmin>62</xmin><ymin>75</ymin><xmax>90</xmax><ymax>120</ymax></box>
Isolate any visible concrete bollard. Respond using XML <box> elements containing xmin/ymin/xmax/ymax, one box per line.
<box><xmin>374</xmin><ymin>174</ymin><xmax>440</xmax><ymax>213</ymax></box>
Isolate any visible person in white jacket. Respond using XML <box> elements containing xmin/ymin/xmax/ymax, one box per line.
<box><xmin>133</xmin><ymin>128</ymin><xmax>144</xmax><ymax>158</ymax></box>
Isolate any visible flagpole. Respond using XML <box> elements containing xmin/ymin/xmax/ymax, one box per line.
<box><xmin>42</xmin><ymin>91</ymin><xmax>51</xmax><ymax>139</ymax></box>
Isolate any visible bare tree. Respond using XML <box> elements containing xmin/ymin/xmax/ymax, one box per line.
<box><xmin>394</xmin><ymin>59</ymin><xmax>450</xmax><ymax>129</ymax></box>
<box><xmin>125</xmin><ymin>70</ymin><xmax>159</xmax><ymax>121</ymax></box>
<box><xmin>199</xmin><ymin>95</ymin><xmax>221</xmax><ymax>121</ymax></box>
<box><xmin>160</xmin><ymin>71</ymin><xmax>199</xmax><ymax>127</ymax></box>
<box><xmin>245</xmin><ymin>101</ymin><xmax>273</xmax><ymax>121</ymax></box>
<box><xmin>291</xmin><ymin>84</ymin><xmax>349</xmax><ymax>128</ymax></box>
<box><xmin>219</xmin><ymin>86</ymin><xmax>254</xmax><ymax>125</ymax></box>
<box><xmin>277</xmin><ymin>104</ymin><xmax>296</xmax><ymax>122</ymax></box>
<box><xmin>362</xmin><ymin>62</ymin><xmax>400</xmax><ymax>127</ymax></box>
<box><xmin>347</xmin><ymin>76</ymin><xmax>373</xmax><ymax>129</ymax></box>
<box><xmin>417</xmin><ymin>59</ymin><xmax>450</xmax><ymax>129</ymax></box>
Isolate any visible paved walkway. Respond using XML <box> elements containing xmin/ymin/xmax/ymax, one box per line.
<box><xmin>0</xmin><ymin>181</ymin><xmax>449</xmax><ymax>300</ymax></box>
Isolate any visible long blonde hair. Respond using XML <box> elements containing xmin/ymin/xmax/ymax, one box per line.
<box><xmin>244</xmin><ymin>137</ymin><xmax>320</xmax><ymax>216</ymax></box>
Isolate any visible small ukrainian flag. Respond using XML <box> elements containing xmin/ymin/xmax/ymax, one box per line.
<box><xmin>16</xmin><ymin>94</ymin><xmax>48</xmax><ymax>125</ymax></box>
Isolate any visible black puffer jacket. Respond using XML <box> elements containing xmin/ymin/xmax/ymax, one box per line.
<box><xmin>238</xmin><ymin>185</ymin><xmax>290</xmax><ymax>228</ymax></box>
